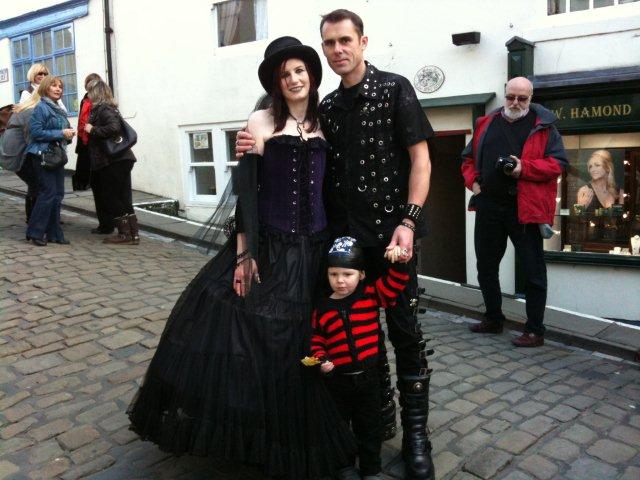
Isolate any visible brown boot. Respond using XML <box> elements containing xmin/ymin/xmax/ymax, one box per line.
<box><xmin>469</xmin><ymin>320</ymin><xmax>503</xmax><ymax>334</ymax></box>
<box><xmin>511</xmin><ymin>332</ymin><xmax>544</xmax><ymax>348</ymax></box>
<box><xmin>127</xmin><ymin>214</ymin><xmax>140</xmax><ymax>245</ymax></box>
<box><xmin>103</xmin><ymin>216</ymin><xmax>132</xmax><ymax>244</ymax></box>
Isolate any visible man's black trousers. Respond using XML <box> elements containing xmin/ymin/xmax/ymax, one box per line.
<box><xmin>474</xmin><ymin>195</ymin><xmax>547</xmax><ymax>336</ymax></box>
<box><xmin>362</xmin><ymin>246</ymin><xmax>426</xmax><ymax>376</ymax></box>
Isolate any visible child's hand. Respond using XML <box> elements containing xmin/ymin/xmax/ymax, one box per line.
<box><xmin>320</xmin><ymin>361</ymin><xmax>335</xmax><ymax>374</ymax></box>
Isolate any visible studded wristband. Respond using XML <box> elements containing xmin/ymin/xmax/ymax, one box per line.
<box><xmin>404</xmin><ymin>203</ymin><xmax>423</xmax><ymax>224</ymax></box>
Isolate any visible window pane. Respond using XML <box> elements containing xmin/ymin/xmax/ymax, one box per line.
<box><xmin>217</xmin><ymin>0</ymin><xmax>256</xmax><ymax>46</ymax></box>
<box><xmin>189</xmin><ymin>132</ymin><xmax>213</xmax><ymax>163</ymax></box>
<box><xmin>12</xmin><ymin>38</ymin><xmax>29</xmax><ymax>59</ymax></box>
<box><xmin>619</xmin><ymin>0</ymin><xmax>640</xmax><ymax>4</ymax></box>
<box><xmin>561</xmin><ymin>147</ymin><xmax>639</xmax><ymax>254</ymax></box>
<box><xmin>53</xmin><ymin>27</ymin><xmax>73</xmax><ymax>51</ymax></box>
<box><xmin>226</xmin><ymin>130</ymin><xmax>240</xmax><ymax>162</ymax></box>
<box><xmin>33</xmin><ymin>32</ymin><xmax>44</xmax><ymax>57</ymax></box>
<box><xmin>547</xmin><ymin>0</ymin><xmax>566</xmax><ymax>14</ymax></box>
<box><xmin>594</xmin><ymin>0</ymin><xmax>614</xmax><ymax>7</ymax></box>
<box><xmin>570</xmin><ymin>0</ymin><xmax>589</xmax><ymax>11</ymax></box>
<box><xmin>194</xmin><ymin>167</ymin><xmax>216</xmax><ymax>195</ymax></box>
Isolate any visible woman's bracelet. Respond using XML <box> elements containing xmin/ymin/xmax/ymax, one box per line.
<box><xmin>399</xmin><ymin>221</ymin><xmax>415</xmax><ymax>232</ymax></box>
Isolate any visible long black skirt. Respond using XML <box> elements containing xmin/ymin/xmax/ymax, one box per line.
<box><xmin>128</xmin><ymin>227</ymin><xmax>355</xmax><ymax>479</ymax></box>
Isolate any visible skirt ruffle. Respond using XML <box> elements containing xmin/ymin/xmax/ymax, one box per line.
<box><xmin>128</xmin><ymin>227</ymin><xmax>355</xmax><ymax>479</ymax></box>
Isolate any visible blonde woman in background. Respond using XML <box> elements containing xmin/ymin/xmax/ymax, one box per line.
<box><xmin>19</xmin><ymin>63</ymin><xmax>67</xmax><ymax>112</ymax></box>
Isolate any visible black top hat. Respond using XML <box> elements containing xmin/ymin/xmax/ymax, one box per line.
<box><xmin>258</xmin><ymin>36</ymin><xmax>322</xmax><ymax>94</ymax></box>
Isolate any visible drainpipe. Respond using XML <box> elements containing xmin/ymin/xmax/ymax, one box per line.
<box><xmin>103</xmin><ymin>0</ymin><xmax>114</xmax><ymax>92</ymax></box>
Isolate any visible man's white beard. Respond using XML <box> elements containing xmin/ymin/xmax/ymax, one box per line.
<box><xmin>504</xmin><ymin>106</ymin><xmax>528</xmax><ymax>121</ymax></box>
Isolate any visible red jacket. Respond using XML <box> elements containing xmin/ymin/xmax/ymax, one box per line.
<box><xmin>310</xmin><ymin>265</ymin><xmax>409</xmax><ymax>374</ymax></box>
<box><xmin>461</xmin><ymin>103</ymin><xmax>567</xmax><ymax>224</ymax></box>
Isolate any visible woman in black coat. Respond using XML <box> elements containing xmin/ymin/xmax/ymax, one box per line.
<box><xmin>84</xmin><ymin>80</ymin><xmax>139</xmax><ymax>244</ymax></box>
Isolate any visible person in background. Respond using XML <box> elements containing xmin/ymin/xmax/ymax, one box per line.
<box><xmin>461</xmin><ymin>77</ymin><xmax>567</xmax><ymax>348</ymax></box>
<box><xmin>20</xmin><ymin>64</ymin><xmax>67</xmax><ymax>112</ymax></box>
<box><xmin>25</xmin><ymin>76</ymin><xmax>75</xmax><ymax>246</ymax></box>
<box><xmin>0</xmin><ymin>96</ymin><xmax>40</xmax><ymax>223</ymax></box>
<box><xmin>84</xmin><ymin>80</ymin><xmax>139</xmax><ymax>244</ymax></box>
<box><xmin>72</xmin><ymin>74</ymin><xmax>110</xmax><ymax>234</ymax></box>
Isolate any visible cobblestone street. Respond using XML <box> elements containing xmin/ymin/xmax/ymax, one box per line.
<box><xmin>1</xmin><ymin>192</ymin><xmax>639</xmax><ymax>480</ymax></box>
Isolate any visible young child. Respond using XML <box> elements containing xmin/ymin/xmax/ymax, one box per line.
<box><xmin>309</xmin><ymin>236</ymin><xmax>409</xmax><ymax>480</ymax></box>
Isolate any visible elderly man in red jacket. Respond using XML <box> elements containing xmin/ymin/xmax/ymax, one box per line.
<box><xmin>461</xmin><ymin>77</ymin><xmax>567</xmax><ymax>347</ymax></box>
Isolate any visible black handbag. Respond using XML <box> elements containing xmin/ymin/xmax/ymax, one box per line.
<box><xmin>103</xmin><ymin>111</ymin><xmax>137</xmax><ymax>157</ymax></box>
<box><xmin>40</xmin><ymin>141</ymin><xmax>68</xmax><ymax>170</ymax></box>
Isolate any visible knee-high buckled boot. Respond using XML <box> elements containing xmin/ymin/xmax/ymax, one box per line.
<box><xmin>379</xmin><ymin>354</ymin><xmax>397</xmax><ymax>441</ymax></box>
<box><xmin>127</xmin><ymin>214</ymin><xmax>140</xmax><ymax>245</ymax></box>
<box><xmin>398</xmin><ymin>372</ymin><xmax>434</xmax><ymax>480</ymax></box>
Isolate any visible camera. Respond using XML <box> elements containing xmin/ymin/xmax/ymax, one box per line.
<box><xmin>495</xmin><ymin>156</ymin><xmax>517</xmax><ymax>174</ymax></box>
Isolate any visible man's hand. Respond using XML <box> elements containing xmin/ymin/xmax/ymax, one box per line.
<box><xmin>387</xmin><ymin>222</ymin><xmax>414</xmax><ymax>263</ymax></box>
<box><xmin>510</xmin><ymin>155</ymin><xmax>522</xmax><ymax>178</ymax></box>
<box><xmin>472</xmin><ymin>182</ymin><xmax>482</xmax><ymax>195</ymax></box>
<box><xmin>235</xmin><ymin>130</ymin><xmax>255</xmax><ymax>158</ymax></box>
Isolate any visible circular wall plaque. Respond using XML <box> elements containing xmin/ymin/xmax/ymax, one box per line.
<box><xmin>414</xmin><ymin>65</ymin><xmax>445</xmax><ymax>94</ymax></box>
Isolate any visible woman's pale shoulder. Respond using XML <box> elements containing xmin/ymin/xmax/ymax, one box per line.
<box><xmin>247</xmin><ymin>109</ymin><xmax>274</xmax><ymax>136</ymax></box>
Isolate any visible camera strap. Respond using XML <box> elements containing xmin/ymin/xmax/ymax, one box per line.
<box><xmin>497</xmin><ymin>116</ymin><xmax>523</xmax><ymax>158</ymax></box>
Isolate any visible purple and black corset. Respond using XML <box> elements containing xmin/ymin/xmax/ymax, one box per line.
<box><xmin>257</xmin><ymin>135</ymin><xmax>328</xmax><ymax>235</ymax></box>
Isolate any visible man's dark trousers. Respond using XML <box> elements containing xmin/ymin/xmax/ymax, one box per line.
<box><xmin>474</xmin><ymin>195</ymin><xmax>547</xmax><ymax>336</ymax></box>
<box><xmin>362</xmin><ymin>246</ymin><xmax>423</xmax><ymax>376</ymax></box>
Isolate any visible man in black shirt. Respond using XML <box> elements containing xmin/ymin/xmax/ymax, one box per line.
<box><xmin>319</xmin><ymin>9</ymin><xmax>434</xmax><ymax>480</ymax></box>
<box><xmin>461</xmin><ymin>77</ymin><xmax>567</xmax><ymax>348</ymax></box>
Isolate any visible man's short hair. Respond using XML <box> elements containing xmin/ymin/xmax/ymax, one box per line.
<box><xmin>320</xmin><ymin>9</ymin><xmax>364</xmax><ymax>37</ymax></box>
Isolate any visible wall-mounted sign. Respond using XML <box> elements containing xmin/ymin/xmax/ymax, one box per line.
<box><xmin>414</xmin><ymin>65</ymin><xmax>444</xmax><ymax>94</ymax></box>
<box><xmin>0</xmin><ymin>68</ymin><xmax>8</xmax><ymax>83</ymax></box>
<box><xmin>544</xmin><ymin>94</ymin><xmax>640</xmax><ymax>130</ymax></box>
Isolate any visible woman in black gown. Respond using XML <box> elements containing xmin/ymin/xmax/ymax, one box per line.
<box><xmin>128</xmin><ymin>37</ymin><xmax>355</xmax><ymax>479</ymax></box>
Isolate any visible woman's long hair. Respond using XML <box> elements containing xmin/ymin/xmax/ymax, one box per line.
<box><xmin>15</xmin><ymin>91</ymin><xmax>41</xmax><ymax>113</ymax></box>
<box><xmin>588</xmin><ymin>149</ymin><xmax>617</xmax><ymax>196</ymax></box>
<box><xmin>87</xmin><ymin>80</ymin><xmax>118</xmax><ymax>108</ymax></box>
<box><xmin>270</xmin><ymin>58</ymin><xmax>319</xmax><ymax>134</ymax></box>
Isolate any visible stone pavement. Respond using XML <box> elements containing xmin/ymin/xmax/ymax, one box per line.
<box><xmin>1</xmin><ymin>192</ymin><xmax>639</xmax><ymax>480</ymax></box>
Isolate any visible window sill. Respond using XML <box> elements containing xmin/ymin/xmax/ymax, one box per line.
<box><xmin>544</xmin><ymin>251</ymin><xmax>640</xmax><ymax>268</ymax></box>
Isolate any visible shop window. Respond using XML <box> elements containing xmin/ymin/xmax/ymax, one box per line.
<box><xmin>549</xmin><ymin>134</ymin><xmax>640</xmax><ymax>255</ymax></box>
<box><xmin>185</xmin><ymin>127</ymin><xmax>242</xmax><ymax>202</ymax></box>
<box><xmin>10</xmin><ymin>24</ymin><xmax>78</xmax><ymax>113</ymax></box>
<box><xmin>215</xmin><ymin>0</ymin><xmax>267</xmax><ymax>47</ymax></box>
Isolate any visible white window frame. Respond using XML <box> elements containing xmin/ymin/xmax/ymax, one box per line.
<box><xmin>548</xmin><ymin>0</ymin><xmax>638</xmax><ymax>15</ymax></box>
<box><xmin>181</xmin><ymin>122</ymin><xmax>245</xmax><ymax>205</ymax></box>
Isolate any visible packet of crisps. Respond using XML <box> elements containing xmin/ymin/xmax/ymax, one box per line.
<box><xmin>301</xmin><ymin>356</ymin><xmax>321</xmax><ymax>367</ymax></box>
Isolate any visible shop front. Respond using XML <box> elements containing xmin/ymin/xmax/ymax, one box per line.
<box><xmin>532</xmin><ymin>66</ymin><xmax>640</xmax><ymax>321</ymax></box>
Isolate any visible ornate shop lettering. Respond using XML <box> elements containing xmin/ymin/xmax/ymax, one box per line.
<box><xmin>545</xmin><ymin>94</ymin><xmax>640</xmax><ymax>129</ymax></box>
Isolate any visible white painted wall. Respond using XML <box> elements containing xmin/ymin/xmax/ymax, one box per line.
<box><xmin>547</xmin><ymin>264</ymin><xmax>640</xmax><ymax>320</ymax></box>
